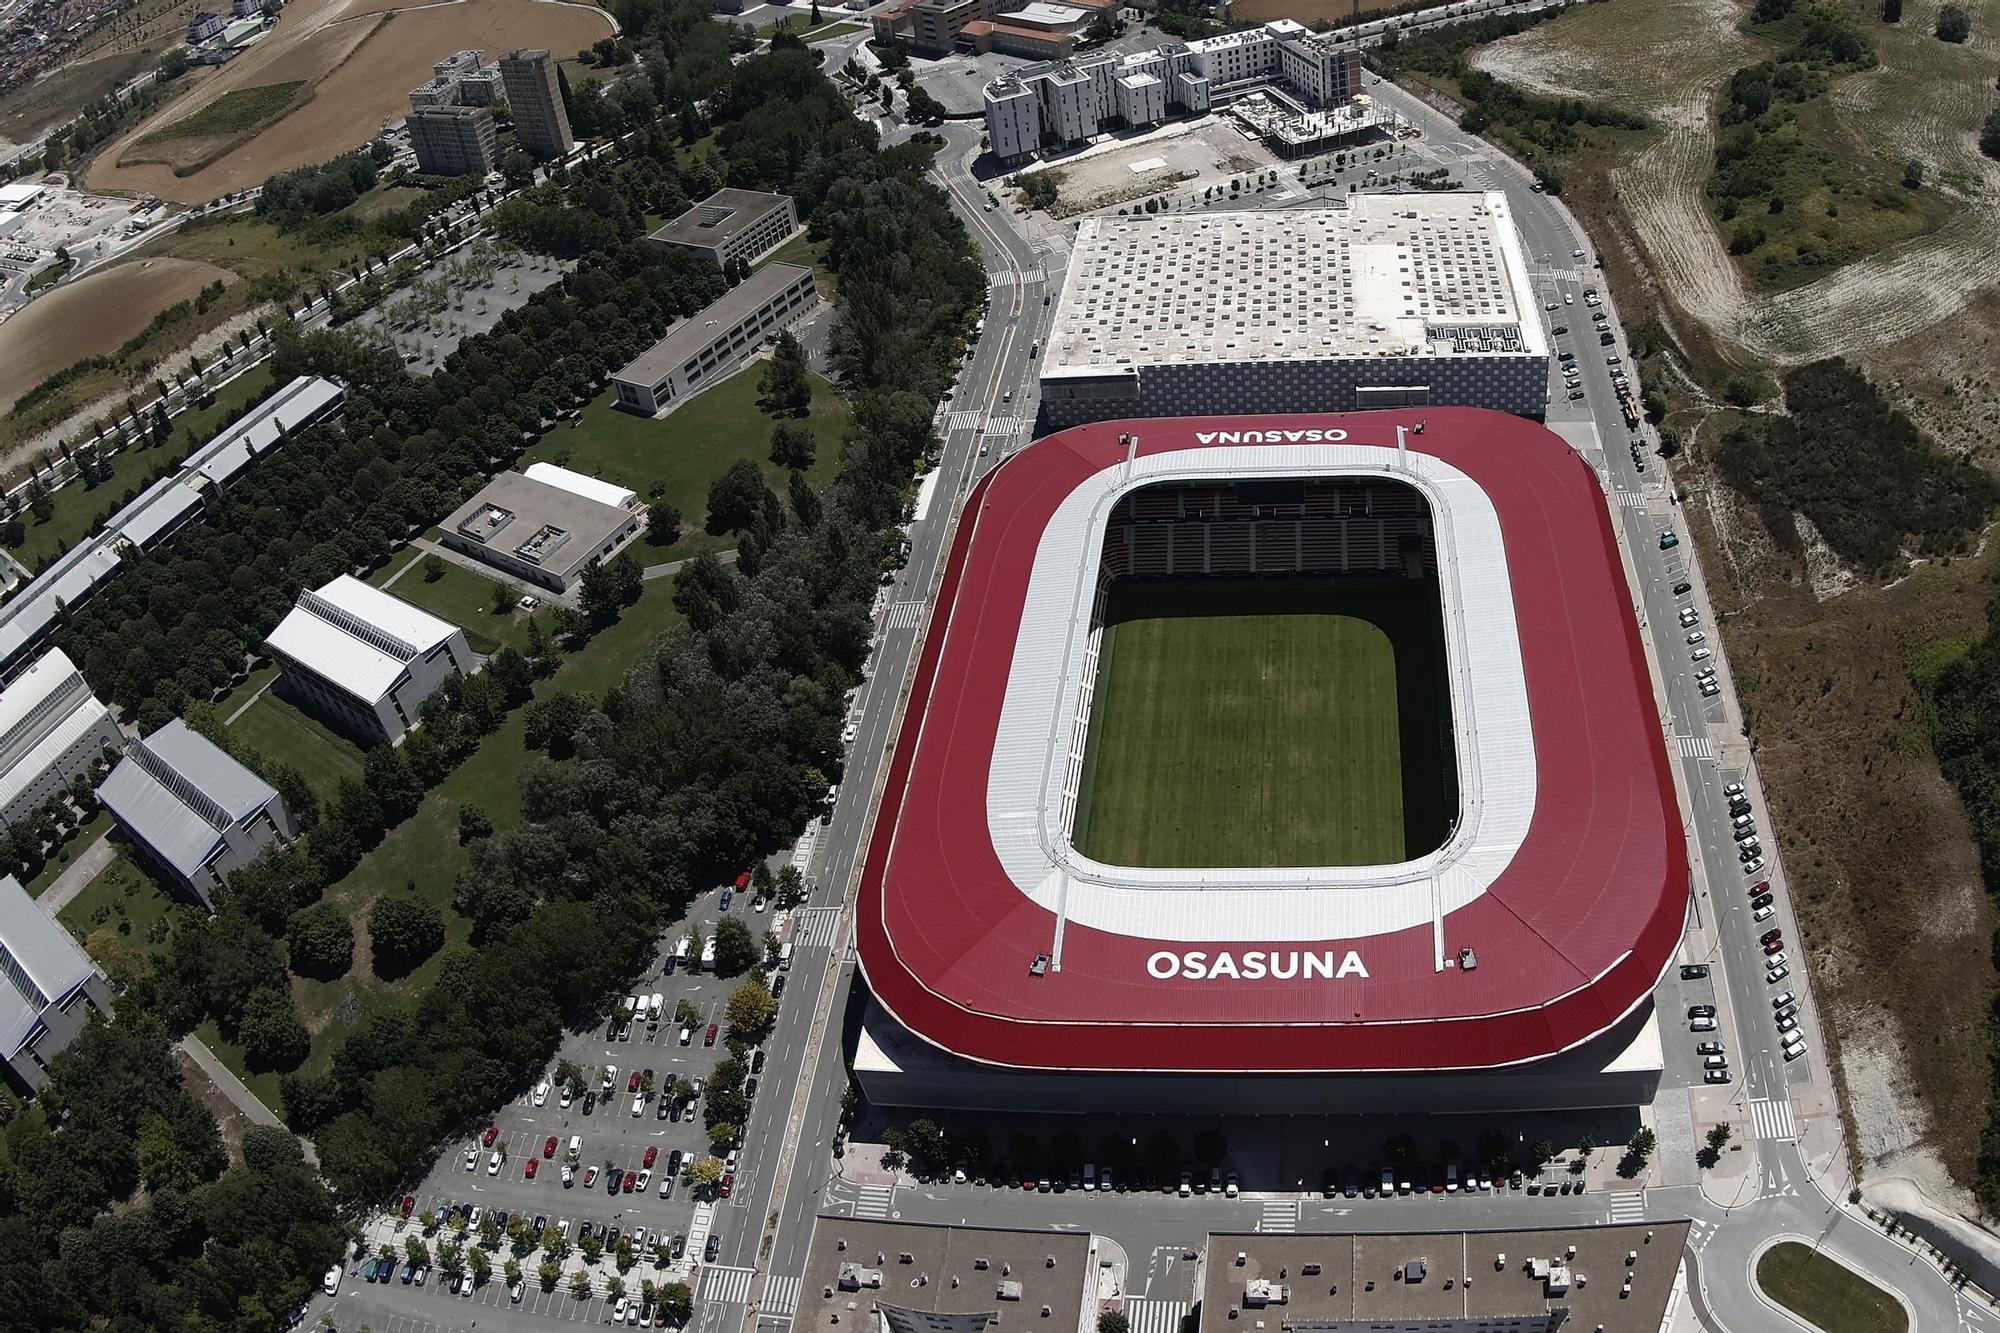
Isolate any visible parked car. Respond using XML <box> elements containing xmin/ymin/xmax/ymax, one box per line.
<box><xmin>705</xmin><ymin>1023</ymin><xmax>719</xmax><ymax>1046</ymax></box>
<box><xmin>525</xmin><ymin>1158</ymin><xmax>538</xmax><ymax>1179</ymax></box>
<box><xmin>1679</xmin><ymin>964</ymin><xmax>1708</xmax><ymax>979</ymax></box>
<box><xmin>483</xmin><ymin>1125</ymin><xmax>499</xmax><ymax>1147</ymax></box>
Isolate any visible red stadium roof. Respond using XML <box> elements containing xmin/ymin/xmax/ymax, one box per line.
<box><xmin>855</xmin><ymin>410</ymin><xmax>1688</xmax><ymax>1074</ymax></box>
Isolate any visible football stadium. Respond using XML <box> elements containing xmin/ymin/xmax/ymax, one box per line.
<box><xmin>852</xmin><ymin>409</ymin><xmax>1691</xmax><ymax>1114</ymax></box>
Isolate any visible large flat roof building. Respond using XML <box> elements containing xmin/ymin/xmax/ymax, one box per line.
<box><xmin>264</xmin><ymin>576</ymin><xmax>472</xmax><ymax>744</ymax></box>
<box><xmin>0</xmin><ymin>872</ymin><xmax>110</xmax><ymax>1093</ymax></box>
<box><xmin>0</xmin><ymin>648</ymin><xmax>121</xmax><ymax>830</ymax></box>
<box><xmin>611</xmin><ymin>262</ymin><xmax>819</xmax><ymax>416</ymax></box>
<box><xmin>647</xmin><ymin>190</ymin><xmax>798</xmax><ymax>271</ymax></box>
<box><xmin>408</xmin><ymin>104</ymin><xmax>499</xmax><ymax>177</ymax></box>
<box><xmin>796</xmin><ymin>1219</ymin><xmax>1093</xmax><ymax>1333</ymax></box>
<box><xmin>97</xmin><ymin>719</ymin><xmax>297</xmax><ymax>907</ymax></box>
<box><xmin>439</xmin><ymin>464</ymin><xmax>644</xmax><ymax>592</ymax></box>
<box><xmin>1038</xmin><ymin>197</ymin><xmax>1547</xmax><ymax>430</ymax></box>
<box><xmin>1199</xmin><ymin>1224</ymin><xmax>1689</xmax><ymax>1333</ymax></box>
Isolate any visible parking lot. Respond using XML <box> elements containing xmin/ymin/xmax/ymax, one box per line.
<box><xmin>331</xmin><ymin>882</ymin><xmax>805</xmax><ymax>1329</ymax></box>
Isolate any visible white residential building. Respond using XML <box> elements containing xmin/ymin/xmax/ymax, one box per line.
<box><xmin>264</xmin><ymin>576</ymin><xmax>472</xmax><ymax>744</ymax></box>
<box><xmin>0</xmin><ymin>649</ymin><xmax>121</xmax><ymax>829</ymax></box>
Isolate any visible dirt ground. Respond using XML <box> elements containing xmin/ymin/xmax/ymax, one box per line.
<box><xmin>0</xmin><ymin>48</ymin><xmax>156</xmax><ymax>146</ymax></box>
<box><xmin>0</xmin><ymin>256</ymin><xmax>234</xmax><ymax>410</ymax></box>
<box><xmin>82</xmin><ymin>0</ymin><xmax>614</xmax><ymax>204</ymax></box>
<box><xmin>1232</xmin><ymin>0</ymin><xmax>1435</xmax><ymax>23</ymax></box>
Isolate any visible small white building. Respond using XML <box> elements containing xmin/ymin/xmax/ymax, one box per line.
<box><xmin>0</xmin><ymin>872</ymin><xmax>111</xmax><ymax>1093</ymax></box>
<box><xmin>97</xmin><ymin>719</ymin><xmax>297</xmax><ymax>907</ymax></box>
<box><xmin>264</xmin><ymin>576</ymin><xmax>472</xmax><ymax>744</ymax></box>
<box><xmin>0</xmin><ymin>648</ymin><xmax>121</xmax><ymax>829</ymax></box>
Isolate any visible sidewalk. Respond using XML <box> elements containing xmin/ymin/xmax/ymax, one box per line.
<box><xmin>34</xmin><ymin>830</ymin><xmax>114</xmax><ymax>915</ymax></box>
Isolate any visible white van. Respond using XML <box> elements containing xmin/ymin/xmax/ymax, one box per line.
<box><xmin>779</xmin><ymin>942</ymin><xmax>795</xmax><ymax>971</ymax></box>
<box><xmin>649</xmin><ymin>993</ymin><xmax>665</xmax><ymax>1022</ymax></box>
<box><xmin>1082</xmin><ymin>1163</ymin><xmax>1097</xmax><ymax>1191</ymax></box>
<box><xmin>700</xmin><ymin>938</ymin><xmax>717</xmax><ymax>971</ymax></box>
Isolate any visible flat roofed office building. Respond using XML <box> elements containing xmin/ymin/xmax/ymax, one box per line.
<box><xmin>264</xmin><ymin>576</ymin><xmax>472</xmax><ymax>744</ymax></box>
<box><xmin>0</xmin><ymin>648</ymin><xmax>121</xmax><ymax>829</ymax></box>
<box><xmin>499</xmin><ymin>49</ymin><xmax>574</xmax><ymax>159</ymax></box>
<box><xmin>0</xmin><ymin>872</ymin><xmax>110</xmax><ymax>1093</ymax></box>
<box><xmin>611</xmin><ymin>262</ymin><xmax>819</xmax><ymax>416</ymax></box>
<box><xmin>408</xmin><ymin>104</ymin><xmax>499</xmax><ymax>177</ymax></box>
<box><xmin>440</xmin><ymin>466</ymin><xmax>644</xmax><ymax>592</ymax></box>
<box><xmin>97</xmin><ymin>719</ymin><xmax>297</xmax><ymax>907</ymax></box>
<box><xmin>796</xmin><ymin>1219</ymin><xmax>1093</xmax><ymax>1333</ymax></box>
<box><xmin>647</xmin><ymin>189</ymin><xmax>798</xmax><ymax>270</ymax></box>
<box><xmin>1038</xmin><ymin>195</ymin><xmax>1548</xmax><ymax>430</ymax></box>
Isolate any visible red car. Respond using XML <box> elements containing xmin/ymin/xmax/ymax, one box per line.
<box><xmin>401</xmin><ymin>1195</ymin><xmax>415</xmax><ymax>1218</ymax></box>
<box><xmin>1748</xmin><ymin>879</ymin><xmax>1771</xmax><ymax>896</ymax></box>
<box><xmin>720</xmin><ymin>1172</ymin><xmax>734</xmax><ymax>1198</ymax></box>
<box><xmin>583</xmin><ymin>1166</ymin><xmax>598</xmax><ymax>1187</ymax></box>
<box><xmin>482</xmin><ymin>1125</ymin><xmax>499</xmax><ymax>1147</ymax></box>
<box><xmin>525</xmin><ymin>1158</ymin><xmax>539</xmax><ymax>1179</ymax></box>
<box><xmin>622</xmin><ymin>1172</ymin><xmax>637</xmax><ymax>1193</ymax></box>
<box><xmin>543</xmin><ymin>1136</ymin><xmax>558</xmax><ymax>1159</ymax></box>
<box><xmin>628</xmin><ymin>1071</ymin><xmax>641</xmax><ymax>1094</ymax></box>
<box><xmin>643</xmin><ymin>1145</ymin><xmax>658</xmax><ymax>1168</ymax></box>
<box><xmin>704</xmin><ymin>1023</ymin><xmax>719</xmax><ymax>1047</ymax></box>
<box><xmin>735</xmin><ymin>872</ymin><xmax>751</xmax><ymax>890</ymax></box>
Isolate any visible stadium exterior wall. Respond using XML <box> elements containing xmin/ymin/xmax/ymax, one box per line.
<box><xmin>1038</xmin><ymin>355</ymin><xmax>1549</xmax><ymax>432</ymax></box>
<box><xmin>853</xmin><ymin>1001</ymin><xmax>1666</xmax><ymax>1115</ymax></box>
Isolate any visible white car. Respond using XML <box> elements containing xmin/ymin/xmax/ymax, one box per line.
<box><xmin>1224</xmin><ymin>1172</ymin><xmax>1239</xmax><ymax>1198</ymax></box>
<box><xmin>323</xmin><ymin>1266</ymin><xmax>341</xmax><ymax>1296</ymax></box>
<box><xmin>488</xmin><ymin>1150</ymin><xmax>502</xmax><ymax>1176</ymax></box>
<box><xmin>635</xmin><ymin>1168</ymin><xmax>652</xmax><ymax>1191</ymax></box>
<box><xmin>614</xmin><ymin>1298</ymin><xmax>628</xmax><ymax>1322</ymax></box>
<box><xmin>841</xmin><ymin>723</ymin><xmax>857</xmax><ymax>744</ymax></box>
<box><xmin>464</xmin><ymin>1147</ymin><xmax>478</xmax><ymax>1172</ymax></box>
<box><xmin>511</xmin><ymin>1279</ymin><xmax>525</xmax><ymax>1303</ymax></box>
<box><xmin>1753</xmin><ymin>904</ymin><xmax>1775</xmax><ymax>922</ymax></box>
<box><xmin>753</xmin><ymin>895</ymin><xmax>767</xmax><ymax>914</ymax></box>
<box><xmin>533</xmin><ymin>1080</ymin><xmax>549</xmax><ymax>1107</ymax></box>
<box><xmin>518</xmin><ymin>595</ymin><xmax>540</xmax><ymax>610</ymax></box>
<box><xmin>631</xmin><ymin>1093</ymin><xmax>645</xmax><ymax>1117</ymax></box>
<box><xmin>459</xmin><ymin>1273</ymin><xmax>475</xmax><ymax>1296</ymax></box>
<box><xmin>560</xmin><ymin>1084</ymin><xmax>573</xmax><ymax>1108</ymax></box>
<box><xmin>562</xmin><ymin>1165</ymin><xmax>575</xmax><ymax>1187</ymax></box>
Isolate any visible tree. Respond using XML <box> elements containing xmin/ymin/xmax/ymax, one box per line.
<box><xmin>905</xmin><ymin>1117</ymin><xmax>949</xmax><ymax>1169</ymax></box>
<box><xmin>237</xmin><ymin>986</ymin><xmax>309</xmax><ymax>1070</ymax></box>
<box><xmin>363</xmin><ymin>744</ymin><xmax>422</xmax><ymax>823</ymax></box>
<box><xmin>758</xmin><ymin>331</ymin><xmax>813</xmax><ymax>417</ymax></box>
<box><xmin>1983</xmin><ymin>107</ymin><xmax>2000</xmax><ymax>161</ymax></box>
<box><xmin>502</xmin><ymin>149</ymin><xmax>537</xmax><ymax>187</ymax></box>
<box><xmin>524</xmin><ymin>692</ymin><xmax>591</xmax><ymax>758</ymax></box>
<box><xmin>1880</xmin><ymin>0</ymin><xmax>1901</xmax><ymax>19</ymax></box>
<box><xmin>422</xmin><ymin>553</ymin><xmax>448</xmax><ymax>582</ymax></box>
<box><xmin>459</xmin><ymin>803</ymin><xmax>494</xmax><ymax>843</ymax></box>
<box><xmin>1935</xmin><ymin>2</ymin><xmax>1969</xmax><ymax>39</ymax></box>
<box><xmin>712</xmin><ymin>916</ymin><xmax>758</xmax><ymax>976</ymax></box>
<box><xmin>1626</xmin><ymin>1127</ymin><xmax>1656</xmax><ymax>1166</ymax></box>
<box><xmin>287</xmin><ymin>901</ymin><xmax>354</xmax><ymax>979</ymax></box>
<box><xmin>706</xmin><ymin>458</ymin><xmax>779</xmax><ymax>536</ymax></box>
<box><xmin>407</xmin><ymin>1236</ymin><xmax>432</xmax><ymax>1265</ymax></box>
<box><xmin>770</xmin><ymin>421</ymin><xmax>817</xmax><ymax>470</ymax></box>
<box><xmin>689</xmin><ymin>1154</ymin><xmax>724</xmax><ymax>1186</ymax></box>
<box><xmin>571</xmin><ymin>1270</ymin><xmax>593</xmax><ymax>1297</ymax></box>
<box><xmin>504</xmin><ymin>1257</ymin><xmax>523</xmax><ymax>1283</ymax></box>
<box><xmin>469</xmin><ymin>1248</ymin><xmax>491</xmax><ymax>1280</ymax></box>
<box><xmin>615</xmin><ymin>1238</ymin><xmax>635</xmax><ymax>1271</ymax></box>
<box><xmin>673</xmin><ymin>552</ymin><xmax>741</xmax><ymax>630</ymax></box>
<box><xmin>606</xmin><ymin>1275</ymin><xmax>626</xmax><ymax>1299</ymax></box>
<box><xmin>242</xmin><ymin>1124</ymin><xmax>305</xmax><ymax>1170</ymax></box>
<box><xmin>1903</xmin><ymin>158</ymin><xmax>1925</xmax><ymax>188</ymax></box>
<box><xmin>1706</xmin><ymin>1123</ymin><xmax>1733</xmax><ymax>1152</ymax></box>
<box><xmin>369</xmin><ymin>896</ymin><xmax>445</xmax><ymax>975</ymax></box>
<box><xmin>725</xmin><ymin>980</ymin><xmax>777</xmax><ymax>1037</ymax></box>
<box><xmin>540</xmin><ymin>1260</ymin><xmax>562</xmax><ymax>1288</ymax></box>
<box><xmin>659</xmin><ymin>1283</ymin><xmax>693</xmax><ymax>1324</ymax></box>
<box><xmin>581</xmin><ymin>1232</ymin><xmax>604</xmax><ymax>1262</ymax></box>
<box><xmin>1099</xmin><ymin>1315</ymin><xmax>1130</xmax><ymax>1333</ymax></box>
<box><xmin>491</xmin><ymin>579</ymin><xmax>516</xmax><ymax>615</ymax></box>
<box><xmin>646</xmin><ymin>502</ymin><xmax>683</xmax><ymax>546</ymax></box>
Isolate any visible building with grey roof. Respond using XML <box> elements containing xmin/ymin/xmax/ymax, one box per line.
<box><xmin>798</xmin><ymin>1219</ymin><xmax>1093</xmax><ymax>1333</ymax></box>
<box><xmin>97</xmin><ymin>719</ymin><xmax>296</xmax><ymax>907</ymax></box>
<box><xmin>0</xmin><ymin>872</ymin><xmax>110</xmax><ymax>1092</ymax></box>
<box><xmin>647</xmin><ymin>189</ymin><xmax>798</xmax><ymax>271</ymax></box>
<box><xmin>610</xmin><ymin>262</ymin><xmax>819</xmax><ymax>416</ymax></box>
<box><xmin>408</xmin><ymin>104</ymin><xmax>499</xmax><ymax>177</ymax></box>
<box><xmin>0</xmin><ymin>376</ymin><xmax>343</xmax><ymax>679</ymax></box>
<box><xmin>1197</xmin><ymin>1223</ymin><xmax>1689</xmax><ymax>1333</ymax></box>
<box><xmin>1038</xmin><ymin>197</ymin><xmax>1547</xmax><ymax>431</ymax></box>
<box><xmin>264</xmin><ymin>575</ymin><xmax>471</xmax><ymax>745</ymax></box>
<box><xmin>499</xmin><ymin>49</ymin><xmax>574</xmax><ymax>159</ymax></box>
<box><xmin>440</xmin><ymin>465</ymin><xmax>645</xmax><ymax>590</ymax></box>
<box><xmin>0</xmin><ymin>648</ymin><xmax>121</xmax><ymax>830</ymax></box>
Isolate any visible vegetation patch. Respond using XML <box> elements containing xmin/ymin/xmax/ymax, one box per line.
<box><xmin>122</xmin><ymin>81</ymin><xmax>311</xmax><ymax>174</ymax></box>
<box><xmin>1714</xmin><ymin>359</ymin><xmax>1996</xmax><ymax>574</ymax></box>
<box><xmin>1755</xmin><ymin>1242</ymin><xmax>1907</xmax><ymax>1333</ymax></box>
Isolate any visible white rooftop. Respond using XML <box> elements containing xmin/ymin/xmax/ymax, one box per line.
<box><xmin>1042</xmin><ymin>194</ymin><xmax>1543</xmax><ymax>376</ymax></box>
<box><xmin>1002</xmin><ymin>1</ymin><xmax>1086</xmax><ymax>23</ymax></box>
<box><xmin>522</xmin><ymin>461</ymin><xmax>637</xmax><ymax>512</ymax></box>
<box><xmin>264</xmin><ymin>575</ymin><xmax>458</xmax><ymax>704</ymax></box>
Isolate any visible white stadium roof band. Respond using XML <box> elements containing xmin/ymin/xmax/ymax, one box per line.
<box><xmin>1043</xmin><ymin>194</ymin><xmax>1546</xmax><ymax>377</ymax></box>
<box><xmin>981</xmin><ymin>443</ymin><xmax>1534</xmax><ymax>951</ymax></box>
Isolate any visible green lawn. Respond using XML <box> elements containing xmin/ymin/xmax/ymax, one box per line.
<box><xmin>137</xmin><ymin>81</ymin><xmax>306</xmax><ymax>143</ymax></box>
<box><xmin>756</xmin><ymin>15</ymin><xmax>864</xmax><ymax>40</ymax></box>
<box><xmin>522</xmin><ymin>365</ymin><xmax>848</xmax><ymax>564</ymax></box>
<box><xmin>59</xmin><ymin>850</ymin><xmax>184</xmax><ymax>989</ymax></box>
<box><xmin>1755</xmin><ymin>1242</ymin><xmax>1908</xmax><ymax>1333</ymax></box>
<box><xmin>7</xmin><ymin>363</ymin><xmax>276</xmax><ymax>571</ymax></box>
<box><xmin>368</xmin><ymin>550</ymin><xmax>537</xmax><ymax>655</ymax></box>
<box><xmin>227</xmin><ymin>691</ymin><xmax>366</xmax><ymax>803</ymax></box>
<box><xmin>1071</xmin><ymin>578</ymin><xmax>1453</xmax><ymax>868</ymax></box>
<box><xmin>25</xmin><ymin>812</ymin><xmax>112</xmax><ymax>898</ymax></box>
<box><xmin>763</xmin><ymin>232</ymin><xmax>835</xmax><ymax>300</ymax></box>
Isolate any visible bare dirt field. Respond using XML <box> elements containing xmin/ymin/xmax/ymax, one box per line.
<box><xmin>0</xmin><ymin>48</ymin><xmax>155</xmax><ymax>145</ymax></box>
<box><xmin>1233</xmin><ymin>0</ymin><xmax>1433</xmax><ymax>23</ymax></box>
<box><xmin>0</xmin><ymin>257</ymin><xmax>234</xmax><ymax>410</ymax></box>
<box><xmin>83</xmin><ymin>0</ymin><xmax>613</xmax><ymax>204</ymax></box>
<box><xmin>1472</xmin><ymin>0</ymin><xmax>2000</xmax><ymax>366</ymax></box>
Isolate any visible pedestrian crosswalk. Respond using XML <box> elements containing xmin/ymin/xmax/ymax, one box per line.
<box><xmin>704</xmin><ymin>1265</ymin><xmax>757</xmax><ymax>1304</ymax></box>
<box><xmin>853</xmin><ymin>1182</ymin><xmax>895</xmax><ymax>1219</ymax></box>
<box><xmin>983</xmin><ymin>416</ymin><xmax>1031</xmax><ymax>436</ymax></box>
<box><xmin>1607</xmin><ymin>1190</ymin><xmax>1647</xmax><ymax>1224</ymax></box>
<box><xmin>1750</xmin><ymin>1097</ymin><xmax>1798</xmax><ymax>1141</ymax></box>
<box><xmin>1675</xmin><ymin>734</ymin><xmax>1714</xmax><ymax>759</ymax></box>
<box><xmin>1123</xmin><ymin>1299</ymin><xmax>1189</xmax><ymax>1333</ymax></box>
<box><xmin>885</xmin><ymin>601</ymin><xmax>926</xmax><ymax>631</ymax></box>
<box><xmin>945</xmin><ymin>410</ymin><xmax>983</xmax><ymax>433</ymax></box>
<box><xmin>762</xmin><ymin>1274</ymin><xmax>802</xmax><ymax>1316</ymax></box>
<box><xmin>1259</xmin><ymin>1199</ymin><xmax>1297</xmax><ymax>1233</ymax></box>
<box><xmin>1617</xmin><ymin>490</ymin><xmax>1649</xmax><ymax>507</ymax></box>
<box><xmin>794</xmin><ymin>907</ymin><xmax>841</xmax><ymax>948</ymax></box>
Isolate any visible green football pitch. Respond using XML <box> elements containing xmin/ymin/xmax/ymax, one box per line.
<box><xmin>1070</xmin><ymin>577</ymin><xmax>1455</xmax><ymax>868</ymax></box>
